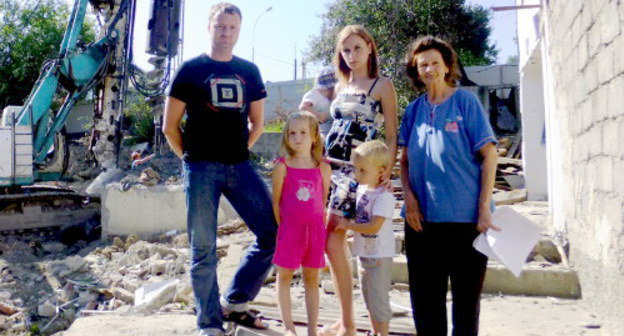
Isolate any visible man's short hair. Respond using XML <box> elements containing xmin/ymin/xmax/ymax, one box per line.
<box><xmin>209</xmin><ymin>2</ymin><xmax>242</xmax><ymax>22</ymax></box>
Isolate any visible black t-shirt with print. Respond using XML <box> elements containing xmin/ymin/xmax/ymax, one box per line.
<box><xmin>168</xmin><ymin>54</ymin><xmax>267</xmax><ymax>164</ymax></box>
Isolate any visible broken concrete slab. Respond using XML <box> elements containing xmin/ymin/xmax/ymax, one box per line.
<box><xmin>389</xmin><ymin>257</ymin><xmax>579</xmax><ymax>298</ymax></box>
<box><xmin>132</xmin><ymin>279</ymin><xmax>180</xmax><ymax>314</ymax></box>
<box><xmin>493</xmin><ymin>189</ymin><xmax>528</xmax><ymax>205</ymax></box>
<box><xmin>101</xmin><ymin>183</ymin><xmax>239</xmax><ymax>238</ymax></box>
<box><xmin>483</xmin><ymin>262</ymin><xmax>580</xmax><ymax>298</ymax></box>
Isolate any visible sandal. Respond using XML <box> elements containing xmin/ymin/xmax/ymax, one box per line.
<box><xmin>223</xmin><ymin>310</ymin><xmax>268</xmax><ymax>330</ymax></box>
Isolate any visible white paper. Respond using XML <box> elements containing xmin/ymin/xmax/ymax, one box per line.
<box><xmin>473</xmin><ymin>205</ymin><xmax>542</xmax><ymax>277</ymax></box>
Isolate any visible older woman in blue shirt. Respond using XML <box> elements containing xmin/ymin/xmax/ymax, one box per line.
<box><xmin>398</xmin><ymin>36</ymin><xmax>499</xmax><ymax>336</ymax></box>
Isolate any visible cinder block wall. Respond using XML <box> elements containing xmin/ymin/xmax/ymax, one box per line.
<box><xmin>546</xmin><ymin>1</ymin><xmax>624</xmax><ymax>333</ymax></box>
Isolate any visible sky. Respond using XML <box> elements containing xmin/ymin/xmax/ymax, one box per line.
<box><xmin>81</xmin><ymin>0</ymin><xmax>519</xmax><ymax>82</ymax></box>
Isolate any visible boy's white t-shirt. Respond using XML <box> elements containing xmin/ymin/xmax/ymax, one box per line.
<box><xmin>352</xmin><ymin>185</ymin><xmax>396</xmax><ymax>258</ymax></box>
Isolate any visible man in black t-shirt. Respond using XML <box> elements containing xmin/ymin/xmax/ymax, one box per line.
<box><xmin>163</xmin><ymin>3</ymin><xmax>277</xmax><ymax>336</ymax></box>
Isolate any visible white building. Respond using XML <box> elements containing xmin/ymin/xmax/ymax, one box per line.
<box><xmin>517</xmin><ymin>1</ymin><xmax>624</xmax><ymax>334</ymax></box>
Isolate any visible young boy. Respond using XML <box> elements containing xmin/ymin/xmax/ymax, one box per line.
<box><xmin>337</xmin><ymin>140</ymin><xmax>396</xmax><ymax>336</ymax></box>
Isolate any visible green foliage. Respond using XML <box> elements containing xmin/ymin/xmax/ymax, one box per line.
<box><xmin>306</xmin><ymin>0</ymin><xmax>498</xmax><ymax>111</ymax></box>
<box><xmin>0</xmin><ymin>0</ymin><xmax>97</xmax><ymax>107</ymax></box>
<box><xmin>29</xmin><ymin>323</ymin><xmax>40</xmax><ymax>335</ymax></box>
<box><xmin>506</xmin><ymin>54</ymin><xmax>519</xmax><ymax>65</ymax></box>
<box><xmin>264</xmin><ymin>119</ymin><xmax>285</xmax><ymax>133</ymax></box>
<box><xmin>123</xmin><ymin>89</ymin><xmax>155</xmax><ymax>145</ymax></box>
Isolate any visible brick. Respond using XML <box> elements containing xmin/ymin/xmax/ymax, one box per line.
<box><xmin>580</xmin><ymin>6</ymin><xmax>592</xmax><ymax>33</ymax></box>
<box><xmin>602</xmin><ymin>196</ymin><xmax>622</xmax><ymax>238</ymax></box>
<box><xmin>602</xmin><ymin>119</ymin><xmax>619</xmax><ymax>157</ymax></box>
<box><xmin>588</xmin><ymin>25</ymin><xmax>602</xmax><ymax>58</ymax></box>
<box><xmin>574</xmin><ymin>131</ymin><xmax>587</xmax><ymax>162</ymax></box>
<box><xmin>596</xmin><ymin>156</ymin><xmax>613</xmax><ymax>193</ymax></box>
<box><xmin>614</xmin><ymin>158</ymin><xmax>624</xmax><ymax>199</ymax></box>
<box><xmin>571</xmin><ymin>102</ymin><xmax>584</xmax><ymax>136</ymax></box>
<box><xmin>579</xmin><ymin>99</ymin><xmax>591</xmax><ymax>132</ymax></box>
<box><xmin>607</xmin><ymin>75</ymin><xmax>624</xmax><ymax>119</ymax></box>
<box><xmin>588</xmin><ymin>0</ymin><xmax>607</xmax><ymax>19</ymax></box>
<box><xmin>595</xmin><ymin>86</ymin><xmax>609</xmax><ymax>122</ymax></box>
<box><xmin>586</xmin><ymin>60</ymin><xmax>599</xmax><ymax>92</ymax></box>
<box><xmin>597</xmin><ymin>44</ymin><xmax>616</xmax><ymax>84</ymax></box>
<box><xmin>613</xmin><ymin>36</ymin><xmax>624</xmax><ymax>75</ymax></box>
<box><xmin>599</xmin><ymin>2</ymin><xmax>622</xmax><ymax>45</ymax></box>
<box><xmin>578</xmin><ymin>35</ymin><xmax>589</xmax><ymax>71</ymax></box>
<box><xmin>588</xmin><ymin>125</ymin><xmax>603</xmax><ymax>158</ymax></box>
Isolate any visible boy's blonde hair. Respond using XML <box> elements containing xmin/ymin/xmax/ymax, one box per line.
<box><xmin>353</xmin><ymin>140</ymin><xmax>392</xmax><ymax>169</ymax></box>
<box><xmin>280</xmin><ymin>111</ymin><xmax>324</xmax><ymax>165</ymax></box>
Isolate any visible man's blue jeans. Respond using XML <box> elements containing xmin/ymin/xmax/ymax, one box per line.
<box><xmin>183</xmin><ymin>160</ymin><xmax>277</xmax><ymax>332</ymax></box>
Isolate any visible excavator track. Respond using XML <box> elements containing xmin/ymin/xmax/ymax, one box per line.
<box><xmin>0</xmin><ymin>185</ymin><xmax>100</xmax><ymax>232</ymax></box>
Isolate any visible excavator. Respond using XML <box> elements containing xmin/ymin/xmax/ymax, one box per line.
<box><xmin>0</xmin><ymin>0</ymin><xmax>183</xmax><ymax>229</ymax></box>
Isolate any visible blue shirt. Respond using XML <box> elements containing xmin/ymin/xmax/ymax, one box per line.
<box><xmin>398</xmin><ymin>88</ymin><xmax>497</xmax><ymax>223</ymax></box>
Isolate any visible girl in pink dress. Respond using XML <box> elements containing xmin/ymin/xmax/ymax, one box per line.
<box><xmin>272</xmin><ymin>111</ymin><xmax>333</xmax><ymax>336</ymax></box>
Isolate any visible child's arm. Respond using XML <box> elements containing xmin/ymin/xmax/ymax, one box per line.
<box><xmin>320</xmin><ymin>162</ymin><xmax>332</xmax><ymax>207</ymax></box>
<box><xmin>272</xmin><ymin>162</ymin><xmax>287</xmax><ymax>225</ymax></box>
<box><xmin>337</xmin><ymin>216</ymin><xmax>387</xmax><ymax>235</ymax></box>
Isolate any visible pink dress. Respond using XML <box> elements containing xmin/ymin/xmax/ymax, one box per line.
<box><xmin>273</xmin><ymin>158</ymin><xmax>326</xmax><ymax>269</ymax></box>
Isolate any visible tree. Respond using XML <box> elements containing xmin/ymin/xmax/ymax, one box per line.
<box><xmin>306</xmin><ymin>0</ymin><xmax>498</xmax><ymax>109</ymax></box>
<box><xmin>0</xmin><ymin>0</ymin><xmax>96</xmax><ymax>107</ymax></box>
<box><xmin>506</xmin><ymin>54</ymin><xmax>519</xmax><ymax>65</ymax></box>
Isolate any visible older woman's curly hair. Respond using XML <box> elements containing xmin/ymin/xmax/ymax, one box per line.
<box><xmin>405</xmin><ymin>36</ymin><xmax>461</xmax><ymax>92</ymax></box>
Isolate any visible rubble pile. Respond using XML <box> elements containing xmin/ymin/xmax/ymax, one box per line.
<box><xmin>0</xmin><ymin>220</ymin><xmax>253</xmax><ymax>335</ymax></box>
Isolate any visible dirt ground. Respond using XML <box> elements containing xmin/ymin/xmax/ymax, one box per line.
<box><xmin>57</xmin><ymin>293</ymin><xmax>603</xmax><ymax>336</ymax></box>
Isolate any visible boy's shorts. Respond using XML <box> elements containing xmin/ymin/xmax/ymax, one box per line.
<box><xmin>359</xmin><ymin>257</ymin><xmax>393</xmax><ymax>323</ymax></box>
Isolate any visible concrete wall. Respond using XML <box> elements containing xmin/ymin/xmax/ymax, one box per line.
<box><xmin>519</xmin><ymin>0</ymin><xmax>624</xmax><ymax>333</ymax></box>
<box><xmin>264</xmin><ymin>67</ymin><xmax>517</xmax><ymax>122</ymax></box>
<box><xmin>101</xmin><ymin>184</ymin><xmax>240</xmax><ymax>238</ymax></box>
<box><xmin>465</xmin><ymin>65</ymin><xmax>519</xmax><ymax>87</ymax></box>
<box><xmin>264</xmin><ymin>79</ymin><xmax>313</xmax><ymax>122</ymax></box>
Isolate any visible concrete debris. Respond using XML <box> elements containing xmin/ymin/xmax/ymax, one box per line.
<box><xmin>63</xmin><ymin>255</ymin><xmax>87</xmax><ymax>273</ymax></box>
<box><xmin>133</xmin><ymin>279</ymin><xmax>180</xmax><ymax>314</ymax></box>
<box><xmin>38</xmin><ymin>300</ymin><xmax>57</xmax><ymax>317</ymax></box>
<box><xmin>0</xmin><ymin>302</ymin><xmax>18</xmax><ymax>316</ymax></box>
<box><xmin>86</xmin><ymin>167</ymin><xmax>124</xmax><ymax>196</ymax></box>
<box><xmin>138</xmin><ymin>167</ymin><xmax>160</xmax><ymax>186</ymax></box>
<box><xmin>111</xmin><ymin>287</ymin><xmax>134</xmax><ymax>304</ymax></box>
<box><xmin>42</xmin><ymin>241</ymin><xmax>67</xmax><ymax>254</ymax></box>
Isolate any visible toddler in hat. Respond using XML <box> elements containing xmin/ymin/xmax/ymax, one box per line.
<box><xmin>299</xmin><ymin>67</ymin><xmax>337</xmax><ymax>136</ymax></box>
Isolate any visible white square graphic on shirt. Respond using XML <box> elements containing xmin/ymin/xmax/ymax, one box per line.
<box><xmin>210</xmin><ymin>77</ymin><xmax>244</xmax><ymax>109</ymax></box>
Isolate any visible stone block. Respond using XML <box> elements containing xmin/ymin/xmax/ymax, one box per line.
<box><xmin>578</xmin><ymin>34</ymin><xmax>589</xmax><ymax>71</ymax></box>
<box><xmin>588</xmin><ymin>126</ymin><xmax>603</xmax><ymax>158</ymax></box>
<box><xmin>250</xmin><ymin>132</ymin><xmax>282</xmax><ymax>161</ymax></box>
<box><xmin>102</xmin><ymin>183</ymin><xmax>240</xmax><ymax>238</ymax></box>
<box><xmin>601</xmin><ymin>120</ymin><xmax>618</xmax><ymax>157</ymax></box>
<box><xmin>597</xmin><ymin>46</ymin><xmax>615</xmax><ymax>85</ymax></box>
<box><xmin>595</xmin><ymin>156</ymin><xmax>613</xmax><ymax>193</ymax></box>
<box><xmin>483</xmin><ymin>263</ymin><xmax>581</xmax><ymax>298</ymax></box>
<box><xmin>585</xmin><ymin>61</ymin><xmax>599</xmax><ymax>96</ymax></box>
<box><xmin>588</xmin><ymin>25</ymin><xmax>602</xmax><ymax>58</ymax></box>
<box><xmin>594</xmin><ymin>86</ymin><xmax>609</xmax><ymax>122</ymax></box>
<box><xmin>599</xmin><ymin>2</ymin><xmax>622</xmax><ymax>45</ymax></box>
<box><xmin>613</xmin><ymin>159</ymin><xmax>624</xmax><ymax>199</ymax></box>
<box><xmin>389</xmin><ymin>258</ymin><xmax>580</xmax><ymax>298</ymax></box>
<box><xmin>613</xmin><ymin>37</ymin><xmax>624</xmax><ymax>74</ymax></box>
<box><xmin>607</xmin><ymin>76</ymin><xmax>624</xmax><ymax>119</ymax></box>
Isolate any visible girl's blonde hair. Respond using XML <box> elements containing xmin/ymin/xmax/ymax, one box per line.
<box><xmin>280</xmin><ymin>111</ymin><xmax>324</xmax><ymax>165</ymax></box>
<box><xmin>333</xmin><ymin>25</ymin><xmax>380</xmax><ymax>83</ymax></box>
